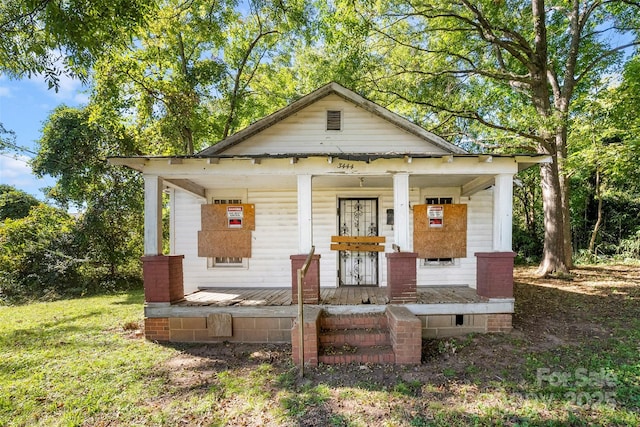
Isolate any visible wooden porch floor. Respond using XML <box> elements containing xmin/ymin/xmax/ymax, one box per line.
<box><xmin>179</xmin><ymin>286</ymin><xmax>483</xmax><ymax>307</ymax></box>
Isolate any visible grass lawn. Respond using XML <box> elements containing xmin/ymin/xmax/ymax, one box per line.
<box><xmin>1</xmin><ymin>265</ymin><xmax>639</xmax><ymax>426</ymax></box>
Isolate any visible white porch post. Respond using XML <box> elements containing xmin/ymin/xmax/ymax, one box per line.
<box><xmin>393</xmin><ymin>173</ymin><xmax>411</xmax><ymax>251</ymax></box>
<box><xmin>493</xmin><ymin>173</ymin><xmax>514</xmax><ymax>251</ymax></box>
<box><xmin>297</xmin><ymin>174</ymin><xmax>313</xmax><ymax>253</ymax></box>
<box><xmin>144</xmin><ymin>175</ymin><xmax>164</xmax><ymax>256</ymax></box>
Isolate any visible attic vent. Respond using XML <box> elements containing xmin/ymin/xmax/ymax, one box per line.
<box><xmin>326</xmin><ymin>110</ymin><xmax>342</xmax><ymax>131</ymax></box>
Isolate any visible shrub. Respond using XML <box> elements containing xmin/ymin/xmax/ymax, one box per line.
<box><xmin>0</xmin><ymin>205</ymin><xmax>82</xmax><ymax>303</ymax></box>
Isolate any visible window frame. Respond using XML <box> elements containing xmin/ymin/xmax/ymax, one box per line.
<box><xmin>420</xmin><ymin>196</ymin><xmax>459</xmax><ymax>267</ymax></box>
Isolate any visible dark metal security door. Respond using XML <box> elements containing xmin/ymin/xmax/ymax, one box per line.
<box><xmin>338</xmin><ymin>198</ymin><xmax>379</xmax><ymax>286</ymax></box>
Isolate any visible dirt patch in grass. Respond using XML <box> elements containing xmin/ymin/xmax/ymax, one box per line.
<box><xmin>152</xmin><ymin>265</ymin><xmax>640</xmax><ymax>426</ymax></box>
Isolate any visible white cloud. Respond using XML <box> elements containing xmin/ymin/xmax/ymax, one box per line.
<box><xmin>0</xmin><ymin>154</ymin><xmax>52</xmax><ymax>198</ymax></box>
<box><xmin>29</xmin><ymin>72</ymin><xmax>88</xmax><ymax>105</ymax></box>
<box><xmin>0</xmin><ymin>86</ymin><xmax>12</xmax><ymax>98</ymax></box>
<box><xmin>0</xmin><ymin>154</ymin><xmax>33</xmax><ymax>185</ymax></box>
<box><xmin>23</xmin><ymin>52</ymin><xmax>89</xmax><ymax>105</ymax></box>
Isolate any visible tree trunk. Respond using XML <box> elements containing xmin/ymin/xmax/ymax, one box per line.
<box><xmin>182</xmin><ymin>126</ymin><xmax>194</xmax><ymax>155</ymax></box>
<box><xmin>537</xmin><ymin>159</ymin><xmax>569</xmax><ymax>276</ymax></box>
<box><xmin>588</xmin><ymin>168</ymin><xmax>602</xmax><ymax>254</ymax></box>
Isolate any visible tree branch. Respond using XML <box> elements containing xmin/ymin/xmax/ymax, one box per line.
<box><xmin>372</xmin><ymin>85</ymin><xmax>544</xmax><ymax>145</ymax></box>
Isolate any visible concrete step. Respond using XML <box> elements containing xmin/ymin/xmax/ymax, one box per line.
<box><xmin>318</xmin><ymin>344</ymin><xmax>395</xmax><ymax>365</ymax></box>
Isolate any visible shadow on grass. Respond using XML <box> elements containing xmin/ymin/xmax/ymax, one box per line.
<box><xmin>110</xmin><ymin>289</ymin><xmax>145</xmax><ymax>305</ymax></box>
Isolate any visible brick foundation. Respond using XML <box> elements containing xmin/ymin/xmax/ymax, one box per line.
<box><xmin>290</xmin><ymin>254</ymin><xmax>321</xmax><ymax>304</ymax></box>
<box><xmin>141</xmin><ymin>255</ymin><xmax>185</xmax><ymax>303</ymax></box>
<box><xmin>386</xmin><ymin>252</ymin><xmax>418</xmax><ymax>303</ymax></box>
<box><xmin>144</xmin><ymin>317</ymin><xmax>170</xmax><ymax>342</ymax></box>
<box><xmin>475</xmin><ymin>252</ymin><xmax>516</xmax><ymax>298</ymax></box>
<box><xmin>291</xmin><ymin>307</ymin><xmax>322</xmax><ymax>367</ymax></box>
<box><xmin>164</xmin><ymin>316</ymin><xmax>293</xmax><ymax>343</ymax></box>
<box><xmin>386</xmin><ymin>306</ymin><xmax>422</xmax><ymax>364</ymax></box>
<box><xmin>487</xmin><ymin>313</ymin><xmax>513</xmax><ymax>332</ymax></box>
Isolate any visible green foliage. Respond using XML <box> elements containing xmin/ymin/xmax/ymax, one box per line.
<box><xmin>90</xmin><ymin>0</ymin><xmax>315</xmax><ymax>155</ymax></box>
<box><xmin>567</xmin><ymin>55</ymin><xmax>640</xmax><ymax>260</ymax></box>
<box><xmin>0</xmin><ymin>185</ymin><xmax>40</xmax><ymax>220</ymax></box>
<box><xmin>0</xmin><ymin>204</ymin><xmax>82</xmax><ymax>303</ymax></box>
<box><xmin>513</xmin><ymin>168</ymin><xmax>544</xmax><ymax>263</ymax></box>
<box><xmin>32</xmin><ymin>106</ymin><xmax>144</xmax><ymax>287</ymax></box>
<box><xmin>0</xmin><ymin>0</ymin><xmax>155</xmax><ymax>89</ymax></box>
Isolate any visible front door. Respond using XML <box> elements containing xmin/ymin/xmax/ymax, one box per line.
<box><xmin>338</xmin><ymin>198</ymin><xmax>379</xmax><ymax>286</ymax></box>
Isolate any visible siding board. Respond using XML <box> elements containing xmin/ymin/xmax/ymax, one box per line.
<box><xmin>222</xmin><ymin>95</ymin><xmax>449</xmax><ymax>155</ymax></box>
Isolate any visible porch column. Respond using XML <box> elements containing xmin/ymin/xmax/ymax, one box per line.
<box><xmin>297</xmin><ymin>174</ymin><xmax>313</xmax><ymax>253</ymax></box>
<box><xmin>144</xmin><ymin>175</ymin><xmax>164</xmax><ymax>256</ymax></box>
<box><xmin>475</xmin><ymin>173</ymin><xmax>516</xmax><ymax>301</ymax></box>
<box><xmin>493</xmin><ymin>174</ymin><xmax>514</xmax><ymax>251</ymax></box>
<box><xmin>393</xmin><ymin>173</ymin><xmax>411</xmax><ymax>251</ymax></box>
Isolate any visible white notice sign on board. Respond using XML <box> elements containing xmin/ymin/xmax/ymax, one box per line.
<box><xmin>427</xmin><ymin>205</ymin><xmax>444</xmax><ymax>228</ymax></box>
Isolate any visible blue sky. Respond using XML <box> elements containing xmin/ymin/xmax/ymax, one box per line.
<box><xmin>0</xmin><ymin>73</ymin><xmax>88</xmax><ymax>200</ymax></box>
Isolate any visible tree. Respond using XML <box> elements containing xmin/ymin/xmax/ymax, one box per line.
<box><xmin>90</xmin><ymin>0</ymin><xmax>313</xmax><ymax>155</ymax></box>
<box><xmin>326</xmin><ymin>0</ymin><xmax>640</xmax><ymax>275</ymax></box>
<box><xmin>32</xmin><ymin>106</ymin><xmax>144</xmax><ymax>280</ymax></box>
<box><xmin>0</xmin><ymin>185</ymin><xmax>40</xmax><ymax>221</ymax></box>
<box><xmin>568</xmin><ymin>55</ymin><xmax>640</xmax><ymax>259</ymax></box>
<box><xmin>0</xmin><ymin>0</ymin><xmax>154</xmax><ymax>90</ymax></box>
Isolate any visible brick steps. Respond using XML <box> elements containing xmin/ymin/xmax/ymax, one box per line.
<box><xmin>318</xmin><ymin>312</ymin><xmax>394</xmax><ymax>364</ymax></box>
<box><xmin>292</xmin><ymin>307</ymin><xmax>422</xmax><ymax>366</ymax></box>
<box><xmin>319</xmin><ymin>328</ymin><xmax>391</xmax><ymax>346</ymax></box>
<box><xmin>318</xmin><ymin>345</ymin><xmax>395</xmax><ymax>364</ymax></box>
<box><xmin>320</xmin><ymin>312</ymin><xmax>388</xmax><ymax>330</ymax></box>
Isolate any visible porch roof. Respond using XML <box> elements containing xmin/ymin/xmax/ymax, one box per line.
<box><xmin>108</xmin><ymin>153</ymin><xmax>550</xmax><ymax>199</ymax></box>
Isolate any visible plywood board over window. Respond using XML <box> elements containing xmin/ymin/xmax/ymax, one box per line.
<box><xmin>413</xmin><ymin>204</ymin><xmax>467</xmax><ymax>259</ymax></box>
<box><xmin>198</xmin><ymin>204</ymin><xmax>255</xmax><ymax>258</ymax></box>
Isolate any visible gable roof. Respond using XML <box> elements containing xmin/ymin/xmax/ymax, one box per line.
<box><xmin>198</xmin><ymin>82</ymin><xmax>467</xmax><ymax>156</ymax></box>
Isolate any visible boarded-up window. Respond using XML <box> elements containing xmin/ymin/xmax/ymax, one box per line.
<box><xmin>413</xmin><ymin>203</ymin><xmax>467</xmax><ymax>259</ymax></box>
<box><xmin>326</xmin><ymin>110</ymin><xmax>342</xmax><ymax>130</ymax></box>
<box><xmin>202</xmin><ymin>198</ymin><xmax>250</xmax><ymax>267</ymax></box>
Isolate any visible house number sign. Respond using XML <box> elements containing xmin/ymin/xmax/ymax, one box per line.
<box><xmin>337</xmin><ymin>162</ymin><xmax>355</xmax><ymax>170</ymax></box>
<box><xmin>227</xmin><ymin>206</ymin><xmax>243</xmax><ymax>228</ymax></box>
<box><xmin>427</xmin><ymin>205</ymin><xmax>444</xmax><ymax>228</ymax></box>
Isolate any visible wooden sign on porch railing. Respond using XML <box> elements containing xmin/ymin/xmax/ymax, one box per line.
<box><xmin>330</xmin><ymin>236</ymin><xmax>386</xmax><ymax>252</ymax></box>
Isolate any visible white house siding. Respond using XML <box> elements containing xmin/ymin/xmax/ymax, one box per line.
<box><xmin>173</xmin><ymin>185</ymin><xmax>494</xmax><ymax>293</ymax></box>
<box><xmin>222</xmin><ymin>94</ymin><xmax>449</xmax><ymax>156</ymax></box>
<box><xmin>172</xmin><ymin>190</ymin><xmax>207</xmax><ymax>295</ymax></box>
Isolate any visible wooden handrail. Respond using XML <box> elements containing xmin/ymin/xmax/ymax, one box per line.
<box><xmin>300</xmin><ymin>245</ymin><xmax>315</xmax><ymax>277</ymax></box>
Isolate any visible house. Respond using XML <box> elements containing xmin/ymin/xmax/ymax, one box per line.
<box><xmin>110</xmin><ymin>82</ymin><xmax>549</xmax><ymax>365</ymax></box>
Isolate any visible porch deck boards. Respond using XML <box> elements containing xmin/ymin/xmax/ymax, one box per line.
<box><xmin>180</xmin><ymin>286</ymin><xmax>482</xmax><ymax>307</ymax></box>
